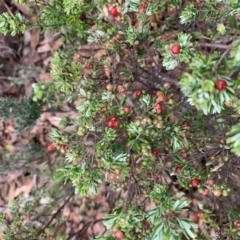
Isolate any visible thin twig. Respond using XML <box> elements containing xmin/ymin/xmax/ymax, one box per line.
<box><xmin>199</xmin><ymin>42</ymin><xmax>230</xmax><ymax>49</ymax></box>
<box><xmin>214</xmin><ymin>45</ymin><xmax>232</xmax><ymax>73</ymax></box>
<box><xmin>36</xmin><ymin>190</ymin><xmax>75</xmax><ymax>237</ymax></box>
<box><xmin>0</xmin><ymin>0</ymin><xmax>14</xmax><ymax>17</ymax></box>
<box><xmin>66</xmin><ymin>219</ymin><xmax>104</xmax><ymax>240</ymax></box>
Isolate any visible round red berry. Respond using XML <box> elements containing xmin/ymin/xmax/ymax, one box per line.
<box><xmin>110</xmin><ymin>116</ymin><xmax>118</xmax><ymax>122</ymax></box>
<box><xmin>142</xmin><ymin>2</ymin><xmax>148</xmax><ymax>8</ymax></box>
<box><xmin>236</xmin><ymin>221</ymin><xmax>240</xmax><ymax>227</ymax></box>
<box><xmin>139</xmin><ymin>7</ymin><xmax>146</xmax><ymax>13</ymax></box>
<box><xmin>107</xmin><ymin>121</ymin><xmax>114</xmax><ymax>128</ymax></box>
<box><xmin>123</xmin><ymin>106</ymin><xmax>131</xmax><ymax>113</ymax></box>
<box><xmin>215</xmin><ymin>80</ymin><xmax>227</xmax><ymax>91</ymax></box>
<box><xmin>175</xmin><ymin>166</ymin><xmax>182</xmax><ymax>174</ymax></box>
<box><xmin>157</xmin><ymin>94</ymin><xmax>166</xmax><ymax>102</ymax></box>
<box><xmin>86</xmin><ymin>63</ymin><xmax>93</xmax><ymax>69</ymax></box>
<box><xmin>180</xmin><ymin>152</ymin><xmax>189</xmax><ymax>159</ymax></box>
<box><xmin>114</xmin><ymin>230</ymin><xmax>125</xmax><ymax>239</ymax></box>
<box><xmin>147</xmin><ymin>172</ymin><xmax>153</xmax><ymax>179</ymax></box>
<box><xmin>150</xmin><ymin>149</ymin><xmax>159</xmax><ymax>157</ymax></box>
<box><xmin>113</xmin><ymin>121</ymin><xmax>120</xmax><ymax>129</ymax></box>
<box><xmin>182</xmin><ymin>121</ymin><xmax>190</xmax><ymax>128</ymax></box>
<box><xmin>60</xmin><ymin>144</ymin><xmax>67</xmax><ymax>150</ymax></box>
<box><xmin>165</xmin><ymin>138</ymin><xmax>171</xmax><ymax>145</ymax></box>
<box><xmin>168</xmin><ymin>7</ymin><xmax>175</xmax><ymax>15</ymax></box>
<box><xmin>155</xmin><ymin>102</ymin><xmax>163</xmax><ymax>110</ymax></box>
<box><xmin>171</xmin><ymin>44</ymin><xmax>181</xmax><ymax>54</ymax></box>
<box><xmin>135</xmin><ymin>90</ymin><xmax>143</xmax><ymax>97</ymax></box>
<box><xmin>110</xmin><ymin>7</ymin><xmax>118</xmax><ymax>17</ymax></box>
<box><xmin>196</xmin><ymin>211</ymin><xmax>203</xmax><ymax>219</ymax></box>
<box><xmin>202</xmin><ymin>188</ymin><xmax>209</xmax><ymax>196</ymax></box>
<box><xmin>156</xmin><ymin>108</ymin><xmax>163</xmax><ymax>115</ymax></box>
<box><xmin>47</xmin><ymin>143</ymin><xmax>55</xmax><ymax>152</ymax></box>
<box><xmin>109</xmin><ymin>173</ymin><xmax>117</xmax><ymax>181</ymax></box>
<box><xmin>190</xmin><ymin>178</ymin><xmax>200</xmax><ymax>187</ymax></box>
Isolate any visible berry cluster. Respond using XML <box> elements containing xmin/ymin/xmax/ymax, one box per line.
<box><xmin>109</xmin><ymin>6</ymin><xmax>122</xmax><ymax>22</ymax></box>
<box><xmin>139</xmin><ymin>2</ymin><xmax>148</xmax><ymax>13</ymax></box>
<box><xmin>107</xmin><ymin>116</ymin><xmax>120</xmax><ymax>129</ymax></box>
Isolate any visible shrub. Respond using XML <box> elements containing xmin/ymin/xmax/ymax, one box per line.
<box><xmin>1</xmin><ymin>0</ymin><xmax>240</xmax><ymax>239</ymax></box>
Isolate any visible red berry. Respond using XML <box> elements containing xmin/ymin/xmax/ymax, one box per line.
<box><xmin>171</xmin><ymin>44</ymin><xmax>181</xmax><ymax>54</ymax></box>
<box><xmin>110</xmin><ymin>116</ymin><xmax>118</xmax><ymax>122</ymax></box>
<box><xmin>86</xmin><ymin>63</ymin><xmax>93</xmax><ymax>69</ymax></box>
<box><xmin>190</xmin><ymin>178</ymin><xmax>200</xmax><ymax>187</ymax></box>
<box><xmin>47</xmin><ymin>143</ymin><xmax>55</xmax><ymax>152</ymax></box>
<box><xmin>207</xmin><ymin>178</ymin><xmax>214</xmax><ymax>186</ymax></box>
<box><xmin>123</xmin><ymin>106</ymin><xmax>131</xmax><ymax>113</ymax></box>
<box><xmin>150</xmin><ymin>149</ymin><xmax>159</xmax><ymax>157</ymax></box>
<box><xmin>60</xmin><ymin>144</ymin><xmax>67</xmax><ymax>150</ymax></box>
<box><xmin>156</xmin><ymin>108</ymin><xmax>163</xmax><ymax>115</ymax></box>
<box><xmin>180</xmin><ymin>152</ymin><xmax>189</xmax><ymax>159</ymax></box>
<box><xmin>107</xmin><ymin>121</ymin><xmax>114</xmax><ymax>128</ymax></box>
<box><xmin>168</xmin><ymin>7</ymin><xmax>175</xmax><ymax>15</ymax></box>
<box><xmin>215</xmin><ymin>80</ymin><xmax>227</xmax><ymax>91</ymax></box>
<box><xmin>135</xmin><ymin>90</ymin><xmax>143</xmax><ymax>97</ymax></box>
<box><xmin>113</xmin><ymin>121</ymin><xmax>120</xmax><ymax>129</ymax></box>
<box><xmin>196</xmin><ymin>211</ymin><xmax>203</xmax><ymax>219</ymax></box>
<box><xmin>157</xmin><ymin>94</ymin><xmax>166</xmax><ymax>102</ymax></box>
<box><xmin>202</xmin><ymin>189</ymin><xmax>209</xmax><ymax>196</ymax></box>
<box><xmin>236</xmin><ymin>221</ymin><xmax>240</xmax><ymax>227</ymax></box>
<box><xmin>147</xmin><ymin>172</ymin><xmax>153</xmax><ymax>179</ymax></box>
<box><xmin>182</xmin><ymin>121</ymin><xmax>190</xmax><ymax>128</ymax></box>
<box><xmin>165</xmin><ymin>138</ymin><xmax>171</xmax><ymax>145</ymax></box>
<box><xmin>114</xmin><ymin>230</ymin><xmax>125</xmax><ymax>239</ymax></box>
<box><xmin>142</xmin><ymin>2</ymin><xmax>148</xmax><ymax>8</ymax></box>
<box><xmin>110</xmin><ymin>7</ymin><xmax>118</xmax><ymax>17</ymax></box>
<box><xmin>109</xmin><ymin>173</ymin><xmax>117</xmax><ymax>181</ymax></box>
<box><xmin>157</xmin><ymin>173</ymin><xmax>162</xmax><ymax>181</ymax></box>
<box><xmin>155</xmin><ymin>102</ymin><xmax>163</xmax><ymax>110</ymax></box>
<box><xmin>114</xmin><ymin>15</ymin><xmax>121</xmax><ymax>22</ymax></box>
<box><xmin>139</xmin><ymin>7</ymin><xmax>146</xmax><ymax>13</ymax></box>
<box><xmin>175</xmin><ymin>166</ymin><xmax>182</xmax><ymax>174</ymax></box>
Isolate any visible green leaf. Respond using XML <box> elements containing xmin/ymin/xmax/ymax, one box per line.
<box><xmin>202</xmin><ymin>80</ymin><xmax>214</xmax><ymax>92</ymax></box>
<box><xmin>178</xmin><ymin>219</ymin><xmax>197</xmax><ymax>239</ymax></box>
<box><xmin>103</xmin><ymin>215</ymin><xmax>119</xmax><ymax>229</ymax></box>
<box><xmin>229</xmin><ymin>16</ymin><xmax>238</xmax><ymax>29</ymax></box>
<box><xmin>126</xmin><ymin>26</ymin><xmax>136</xmax><ymax>45</ymax></box>
<box><xmin>152</xmin><ymin>222</ymin><xmax>164</xmax><ymax>240</ymax></box>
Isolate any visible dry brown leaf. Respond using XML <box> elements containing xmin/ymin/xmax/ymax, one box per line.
<box><xmin>70</xmin><ymin>212</ymin><xmax>79</xmax><ymax>223</ymax></box>
<box><xmin>37</xmin><ymin>43</ymin><xmax>52</xmax><ymax>53</ymax></box>
<box><xmin>81</xmin><ymin>43</ymin><xmax>104</xmax><ymax>50</ymax></box>
<box><xmin>96</xmin><ymin>49</ymin><xmax>107</xmax><ymax>59</ymax></box>
<box><xmin>104</xmin><ymin>66</ymin><xmax>110</xmax><ymax>78</ymax></box>
<box><xmin>8</xmin><ymin>182</ymin><xmax>16</xmax><ymax>202</ymax></box>
<box><xmin>53</xmin><ymin>39</ymin><xmax>63</xmax><ymax>50</ymax></box>
<box><xmin>160</xmin><ymin>30</ymin><xmax>178</xmax><ymax>42</ymax></box>
<box><xmin>30</xmin><ymin>28</ymin><xmax>40</xmax><ymax>51</ymax></box>
<box><xmin>14</xmin><ymin>177</ymin><xmax>33</xmax><ymax>198</ymax></box>
<box><xmin>47</xmin><ymin>116</ymin><xmax>65</xmax><ymax>129</ymax></box>
<box><xmin>14</xmin><ymin>2</ymin><xmax>32</xmax><ymax>16</ymax></box>
<box><xmin>43</xmin><ymin>56</ymin><xmax>53</xmax><ymax>67</ymax></box>
<box><xmin>102</xmin><ymin>5</ymin><xmax>109</xmax><ymax>18</ymax></box>
<box><xmin>39</xmin><ymin>72</ymin><xmax>53</xmax><ymax>82</ymax></box>
<box><xmin>24</xmin><ymin>31</ymin><xmax>31</xmax><ymax>46</ymax></box>
<box><xmin>210</xmin><ymin>165</ymin><xmax>222</xmax><ymax>172</ymax></box>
